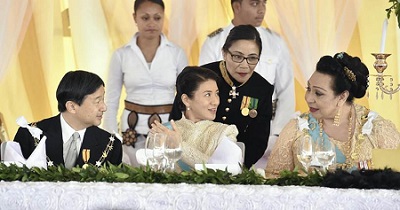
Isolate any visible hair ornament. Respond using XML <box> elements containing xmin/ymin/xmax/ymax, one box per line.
<box><xmin>344</xmin><ymin>66</ymin><xmax>356</xmax><ymax>82</ymax></box>
<box><xmin>336</xmin><ymin>52</ymin><xmax>344</xmax><ymax>59</ymax></box>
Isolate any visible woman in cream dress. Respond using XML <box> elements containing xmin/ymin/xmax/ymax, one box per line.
<box><xmin>151</xmin><ymin>66</ymin><xmax>243</xmax><ymax>170</ymax></box>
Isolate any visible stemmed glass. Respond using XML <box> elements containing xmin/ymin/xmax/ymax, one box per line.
<box><xmin>314</xmin><ymin>137</ymin><xmax>336</xmax><ymax>172</ymax></box>
<box><xmin>145</xmin><ymin>133</ymin><xmax>166</xmax><ymax>171</ymax></box>
<box><xmin>163</xmin><ymin>133</ymin><xmax>182</xmax><ymax>172</ymax></box>
<box><xmin>296</xmin><ymin>135</ymin><xmax>313</xmax><ymax>173</ymax></box>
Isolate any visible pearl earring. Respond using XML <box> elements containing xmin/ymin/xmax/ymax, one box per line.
<box><xmin>187</xmin><ymin>107</ymin><xmax>191</xmax><ymax>111</ymax></box>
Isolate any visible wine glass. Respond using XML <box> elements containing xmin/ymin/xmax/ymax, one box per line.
<box><xmin>145</xmin><ymin>133</ymin><xmax>166</xmax><ymax>171</ymax></box>
<box><xmin>314</xmin><ymin>137</ymin><xmax>336</xmax><ymax>172</ymax></box>
<box><xmin>144</xmin><ymin>133</ymin><xmax>156</xmax><ymax>169</ymax></box>
<box><xmin>164</xmin><ymin>133</ymin><xmax>182</xmax><ymax>172</ymax></box>
<box><xmin>296</xmin><ymin>135</ymin><xmax>313</xmax><ymax>173</ymax></box>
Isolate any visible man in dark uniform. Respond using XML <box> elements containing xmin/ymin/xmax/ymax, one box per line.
<box><xmin>202</xmin><ymin>25</ymin><xmax>273</xmax><ymax>168</ymax></box>
<box><xmin>13</xmin><ymin>70</ymin><xmax>122</xmax><ymax>168</ymax></box>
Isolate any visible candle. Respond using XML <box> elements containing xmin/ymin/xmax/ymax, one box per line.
<box><xmin>380</xmin><ymin>19</ymin><xmax>388</xmax><ymax>53</ymax></box>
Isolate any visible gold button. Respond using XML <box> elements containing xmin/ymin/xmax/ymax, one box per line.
<box><xmin>227</xmin><ymin>99</ymin><xmax>232</xmax><ymax>103</ymax></box>
<box><xmin>222</xmin><ymin>116</ymin><xmax>227</xmax><ymax>120</ymax></box>
<box><xmin>225</xmin><ymin>107</ymin><xmax>230</xmax><ymax>112</ymax></box>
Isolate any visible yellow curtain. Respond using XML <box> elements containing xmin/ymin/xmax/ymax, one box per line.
<box><xmin>0</xmin><ymin>0</ymin><xmax>399</xmax><ymax>139</ymax></box>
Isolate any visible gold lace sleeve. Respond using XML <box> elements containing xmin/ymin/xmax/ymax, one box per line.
<box><xmin>181</xmin><ymin>141</ymin><xmax>210</xmax><ymax>169</ymax></box>
<box><xmin>221</xmin><ymin>125</ymin><xmax>239</xmax><ymax>142</ymax></box>
<box><xmin>371</xmin><ymin>115</ymin><xmax>400</xmax><ymax>149</ymax></box>
<box><xmin>265</xmin><ymin>119</ymin><xmax>299</xmax><ymax>178</ymax></box>
<box><xmin>181</xmin><ymin>125</ymin><xmax>239</xmax><ymax>169</ymax></box>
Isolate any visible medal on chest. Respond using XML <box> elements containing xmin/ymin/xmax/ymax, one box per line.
<box><xmin>219</xmin><ymin>61</ymin><xmax>246</xmax><ymax>100</ymax></box>
<box><xmin>82</xmin><ymin>149</ymin><xmax>91</xmax><ymax>169</ymax></box>
<box><xmin>240</xmin><ymin>96</ymin><xmax>259</xmax><ymax>118</ymax></box>
<box><xmin>219</xmin><ymin>61</ymin><xmax>259</xmax><ymax>118</ymax></box>
<box><xmin>229</xmin><ymin>86</ymin><xmax>239</xmax><ymax>99</ymax></box>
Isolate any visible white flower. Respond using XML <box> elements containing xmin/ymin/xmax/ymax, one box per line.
<box><xmin>16</xmin><ymin>116</ymin><xmax>43</xmax><ymax>139</ymax></box>
<box><xmin>255</xmin><ymin>168</ymin><xmax>266</xmax><ymax>178</ymax></box>
<box><xmin>361</xmin><ymin>111</ymin><xmax>378</xmax><ymax>135</ymax></box>
<box><xmin>297</xmin><ymin>116</ymin><xmax>309</xmax><ymax>132</ymax></box>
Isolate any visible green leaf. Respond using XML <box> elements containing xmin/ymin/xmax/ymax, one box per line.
<box><xmin>387</xmin><ymin>0</ymin><xmax>400</xmax><ymax>29</ymax></box>
<box><xmin>0</xmin><ymin>162</ymin><xmax>327</xmax><ymax>186</ymax></box>
<box><xmin>114</xmin><ymin>172</ymin><xmax>129</xmax><ymax>179</ymax></box>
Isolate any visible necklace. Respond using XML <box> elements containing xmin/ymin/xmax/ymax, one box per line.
<box><xmin>319</xmin><ymin>105</ymin><xmax>353</xmax><ymax>141</ymax></box>
<box><xmin>219</xmin><ymin>61</ymin><xmax>248</xmax><ymax>99</ymax></box>
<box><xmin>319</xmin><ymin>104</ymin><xmax>354</xmax><ymax>168</ymax></box>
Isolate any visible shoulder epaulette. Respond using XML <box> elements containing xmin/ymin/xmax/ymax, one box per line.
<box><xmin>208</xmin><ymin>28</ymin><xmax>223</xmax><ymax>38</ymax></box>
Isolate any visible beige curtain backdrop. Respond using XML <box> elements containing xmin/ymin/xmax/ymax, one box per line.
<box><xmin>0</xmin><ymin>0</ymin><xmax>399</xmax><ymax>140</ymax></box>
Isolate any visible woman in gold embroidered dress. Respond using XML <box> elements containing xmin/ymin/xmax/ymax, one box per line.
<box><xmin>151</xmin><ymin>66</ymin><xmax>243</xmax><ymax>170</ymax></box>
<box><xmin>265</xmin><ymin>52</ymin><xmax>400</xmax><ymax>177</ymax></box>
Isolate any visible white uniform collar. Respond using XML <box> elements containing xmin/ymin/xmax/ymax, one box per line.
<box><xmin>127</xmin><ymin>33</ymin><xmax>172</xmax><ymax>49</ymax></box>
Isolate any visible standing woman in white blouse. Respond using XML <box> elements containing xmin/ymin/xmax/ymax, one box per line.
<box><xmin>103</xmin><ymin>0</ymin><xmax>188</xmax><ymax>166</ymax></box>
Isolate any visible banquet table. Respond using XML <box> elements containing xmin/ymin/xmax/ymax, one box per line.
<box><xmin>0</xmin><ymin>181</ymin><xmax>399</xmax><ymax>210</ymax></box>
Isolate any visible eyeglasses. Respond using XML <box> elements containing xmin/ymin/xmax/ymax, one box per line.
<box><xmin>227</xmin><ymin>50</ymin><xmax>260</xmax><ymax>65</ymax></box>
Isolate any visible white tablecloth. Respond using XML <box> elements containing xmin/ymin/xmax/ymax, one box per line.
<box><xmin>0</xmin><ymin>181</ymin><xmax>399</xmax><ymax>210</ymax></box>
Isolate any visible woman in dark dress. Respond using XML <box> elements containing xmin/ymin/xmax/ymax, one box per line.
<box><xmin>201</xmin><ymin>25</ymin><xmax>274</xmax><ymax>168</ymax></box>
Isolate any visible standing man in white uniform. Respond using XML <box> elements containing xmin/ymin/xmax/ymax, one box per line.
<box><xmin>199</xmin><ymin>0</ymin><xmax>295</xmax><ymax>168</ymax></box>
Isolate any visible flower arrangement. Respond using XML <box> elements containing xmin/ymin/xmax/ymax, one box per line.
<box><xmin>297</xmin><ymin>114</ymin><xmax>310</xmax><ymax>132</ymax></box>
<box><xmin>386</xmin><ymin>0</ymin><xmax>400</xmax><ymax>28</ymax></box>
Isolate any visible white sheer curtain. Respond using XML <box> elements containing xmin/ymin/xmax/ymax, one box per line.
<box><xmin>270</xmin><ymin>0</ymin><xmax>362</xmax><ymax>87</ymax></box>
<box><xmin>0</xmin><ymin>0</ymin><xmax>32</xmax><ymax>81</ymax></box>
<box><xmin>168</xmin><ymin>0</ymin><xmax>198</xmax><ymax>64</ymax></box>
<box><xmin>29</xmin><ymin>0</ymin><xmax>65</xmax><ymax>114</ymax></box>
<box><xmin>68</xmin><ymin>0</ymin><xmax>112</xmax><ymax>80</ymax></box>
<box><xmin>0</xmin><ymin>0</ymin><xmax>399</xmax><ymax>138</ymax></box>
<box><xmin>101</xmin><ymin>0</ymin><xmax>135</xmax><ymax>49</ymax></box>
<box><xmin>168</xmin><ymin>0</ymin><xmax>232</xmax><ymax>65</ymax></box>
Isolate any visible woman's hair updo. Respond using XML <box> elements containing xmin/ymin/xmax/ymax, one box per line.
<box><xmin>316</xmin><ymin>52</ymin><xmax>369</xmax><ymax>102</ymax></box>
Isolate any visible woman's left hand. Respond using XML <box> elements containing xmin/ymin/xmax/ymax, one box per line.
<box><xmin>150</xmin><ymin>120</ymin><xmax>181</xmax><ymax>140</ymax></box>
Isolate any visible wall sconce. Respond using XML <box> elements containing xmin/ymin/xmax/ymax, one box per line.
<box><xmin>371</xmin><ymin>53</ymin><xmax>400</xmax><ymax>99</ymax></box>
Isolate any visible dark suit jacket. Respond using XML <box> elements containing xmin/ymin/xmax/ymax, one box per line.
<box><xmin>13</xmin><ymin>115</ymin><xmax>122</xmax><ymax>167</ymax></box>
